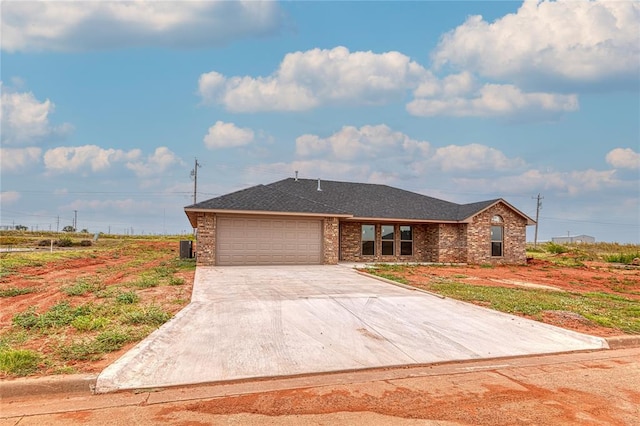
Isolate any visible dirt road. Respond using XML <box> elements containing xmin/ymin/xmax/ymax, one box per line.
<box><xmin>2</xmin><ymin>347</ymin><xmax>638</xmax><ymax>425</ymax></box>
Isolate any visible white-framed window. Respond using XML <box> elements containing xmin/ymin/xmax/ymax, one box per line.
<box><xmin>491</xmin><ymin>215</ymin><xmax>503</xmax><ymax>257</ymax></box>
<box><xmin>362</xmin><ymin>224</ymin><xmax>375</xmax><ymax>256</ymax></box>
<box><xmin>400</xmin><ymin>225</ymin><xmax>412</xmax><ymax>255</ymax></box>
<box><xmin>382</xmin><ymin>225</ymin><xmax>394</xmax><ymax>255</ymax></box>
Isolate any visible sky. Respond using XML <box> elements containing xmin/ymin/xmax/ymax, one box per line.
<box><xmin>0</xmin><ymin>0</ymin><xmax>639</xmax><ymax>242</ymax></box>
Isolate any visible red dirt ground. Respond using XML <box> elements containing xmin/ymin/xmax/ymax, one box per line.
<box><xmin>0</xmin><ymin>241</ymin><xmax>194</xmax><ymax>377</ymax></box>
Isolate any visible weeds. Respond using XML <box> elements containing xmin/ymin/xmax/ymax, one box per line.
<box><xmin>0</xmin><ymin>348</ymin><xmax>42</xmax><ymax>376</ymax></box>
<box><xmin>116</xmin><ymin>291</ymin><xmax>140</xmax><ymax>304</ymax></box>
<box><xmin>121</xmin><ymin>305</ymin><xmax>172</xmax><ymax>326</ymax></box>
<box><xmin>12</xmin><ymin>302</ymin><xmax>92</xmax><ymax>330</ymax></box>
<box><xmin>0</xmin><ymin>286</ymin><xmax>38</xmax><ymax>298</ymax></box>
<box><xmin>604</xmin><ymin>253</ymin><xmax>640</xmax><ymax>265</ymax></box>
<box><xmin>61</xmin><ymin>277</ymin><xmax>103</xmax><ymax>296</ymax></box>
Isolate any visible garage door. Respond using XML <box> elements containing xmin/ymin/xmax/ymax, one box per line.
<box><xmin>216</xmin><ymin>216</ymin><xmax>322</xmax><ymax>265</ymax></box>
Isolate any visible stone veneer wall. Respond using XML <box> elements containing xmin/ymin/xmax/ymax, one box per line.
<box><xmin>339</xmin><ymin>222</ymin><xmax>436</xmax><ymax>262</ymax></box>
<box><xmin>466</xmin><ymin>203</ymin><xmax>528</xmax><ymax>264</ymax></box>
<box><xmin>195</xmin><ymin>213</ymin><xmax>216</xmax><ymax>266</ymax></box>
<box><xmin>323</xmin><ymin>217</ymin><xmax>339</xmax><ymax>264</ymax></box>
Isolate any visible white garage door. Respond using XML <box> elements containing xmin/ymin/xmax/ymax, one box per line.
<box><xmin>216</xmin><ymin>216</ymin><xmax>323</xmax><ymax>265</ymax></box>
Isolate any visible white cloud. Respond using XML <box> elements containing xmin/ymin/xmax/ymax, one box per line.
<box><xmin>454</xmin><ymin>168</ymin><xmax>621</xmax><ymax>196</ymax></box>
<box><xmin>0</xmin><ymin>191</ymin><xmax>20</xmax><ymax>205</ymax></box>
<box><xmin>126</xmin><ymin>147</ymin><xmax>183</xmax><ymax>178</ymax></box>
<box><xmin>0</xmin><ymin>147</ymin><xmax>42</xmax><ymax>173</ymax></box>
<box><xmin>606</xmin><ymin>148</ymin><xmax>640</xmax><ymax>170</ymax></box>
<box><xmin>296</xmin><ymin>124</ymin><xmax>430</xmax><ymax>161</ymax></box>
<box><xmin>198</xmin><ymin>46</ymin><xmax>428</xmax><ymax>112</ymax></box>
<box><xmin>408</xmin><ymin>80</ymin><xmax>578</xmax><ymax>118</ymax></box>
<box><xmin>203</xmin><ymin>121</ymin><xmax>255</xmax><ymax>149</ymax></box>
<box><xmin>44</xmin><ymin>145</ymin><xmax>141</xmax><ymax>174</ymax></box>
<box><xmin>430</xmin><ymin>144</ymin><xmax>525</xmax><ymax>172</ymax></box>
<box><xmin>1</xmin><ymin>86</ymin><xmax>72</xmax><ymax>144</ymax></box>
<box><xmin>433</xmin><ymin>0</ymin><xmax>640</xmax><ymax>86</ymax></box>
<box><xmin>1</xmin><ymin>1</ymin><xmax>283</xmax><ymax>52</ymax></box>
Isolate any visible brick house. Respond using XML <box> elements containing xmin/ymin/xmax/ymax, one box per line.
<box><xmin>184</xmin><ymin>178</ymin><xmax>535</xmax><ymax>266</ymax></box>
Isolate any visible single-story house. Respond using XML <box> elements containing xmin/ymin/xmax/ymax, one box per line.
<box><xmin>184</xmin><ymin>177</ymin><xmax>535</xmax><ymax>266</ymax></box>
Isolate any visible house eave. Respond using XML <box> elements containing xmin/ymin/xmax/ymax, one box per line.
<box><xmin>462</xmin><ymin>199</ymin><xmax>536</xmax><ymax>225</ymax></box>
<box><xmin>184</xmin><ymin>207</ymin><xmax>353</xmax><ymax>228</ymax></box>
<box><xmin>345</xmin><ymin>216</ymin><xmax>466</xmax><ymax>224</ymax></box>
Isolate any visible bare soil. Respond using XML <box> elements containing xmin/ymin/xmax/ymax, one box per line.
<box><xmin>0</xmin><ymin>241</ymin><xmax>194</xmax><ymax>377</ymax></box>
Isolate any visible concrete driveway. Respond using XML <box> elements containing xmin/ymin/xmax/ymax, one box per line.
<box><xmin>96</xmin><ymin>265</ymin><xmax>607</xmax><ymax>393</ymax></box>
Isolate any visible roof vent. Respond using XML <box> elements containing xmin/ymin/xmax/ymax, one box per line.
<box><xmin>317</xmin><ymin>178</ymin><xmax>322</xmax><ymax>192</ymax></box>
<box><xmin>294</xmin><ymin>170</ymin><xmax>298</xmax><ymax>182</ymax></box>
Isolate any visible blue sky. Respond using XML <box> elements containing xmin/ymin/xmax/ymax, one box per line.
<box><xmin>1</xmin><ymin>0</ymin><xmax>638</xmax><ymax>242</ymax></box>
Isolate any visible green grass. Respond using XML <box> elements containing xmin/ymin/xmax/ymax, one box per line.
<box><xmin>604</xmin><ymin>253</ymin><xmax>640</xmax><ymax>265</ymax></box>
<box><xmin>0</xmin><ymin>348</ymin><xmax>42</xmax><ymax>376</ymax></box>
<box><xmin>0</xmin><ymin>286</ymin><xmax>38</xmax><ymax>298</ymax></box>
<box><xmin>61</xmin><ymin>276</ymin><xmax>104</xmax><ymax>296</ymax></box>
<box><xmin>115</xmin><ymin>291</ymin><xmax>140</xmax><ymax>304</ymax></box>
<box><xmin>428</xmin><ymin>282</ymin><xmax>639</xmax><ymax>333</ymax></box>
<box><xmin>527</xmin><ymin>242</ymin><xmax>640</xmax><ymax>265</ymax></box>
<box><xmin>12</xmin><ymin>302</ymin><xmax>92</xmax><ymax>330</ymax></box>
<box><xmin>121</xmin><ymin>305</ymin><xmax>172</xmax><ymax>326</ymax></box>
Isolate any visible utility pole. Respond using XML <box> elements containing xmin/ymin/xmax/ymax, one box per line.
<box><xmin>532</xmin><ymin>193</ymin><xmax>543</xmax><ymax>247</ymax></box>
<box><xmin>56</xmin><ymin>216</ymin><xmax>60</xmax><ymax>233</ymax></box>
<box><xmin>73</xmin><ymin>210</ymin><xmax>78</xmax><ymax>231</ymax></box>
<box><xmin>190</xmin><ymin>158</ymin><xmax>201</xmax><ymax>205</ymax></box>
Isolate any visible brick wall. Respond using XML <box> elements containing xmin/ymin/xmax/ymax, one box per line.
<box><xmin>436</xmin><ymin>223</ymin><xmax>467</xmax><ymax>263</ymax></box>
<box><xmin>466</xmin><ymin>203</ymin><xmax>528</xmax><ymax>265</ymax></box>
<box><xmin>195</xmin><ymin>213</ymin><xmax>216</xmax><ymax>266</ymax></box>
<box><xmin>339</xmin><ymin>222</ymin><xmax>436</xmax><ymax>262</ymax></box>
<box><xmin>323</xmin><ymin>217</ymin><xmax>339</xmax><ymax>264</ymax></box>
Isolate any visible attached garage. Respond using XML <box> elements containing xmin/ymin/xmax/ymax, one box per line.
<box><xmin>216</xmin><ymin>216</ymin><xmax>323</xmax><ymax>266</ymax></box>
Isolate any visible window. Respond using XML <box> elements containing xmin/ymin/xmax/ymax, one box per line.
<box><xmin>361</xmin><ymin>224</ymin><xmax>375</xmax><ymax>256</ymax></box>
<box><xmin>400</xmin><ymin>225</ymin><xmax>413</xmax><ymax>255</ymax></box>
<box><xmin>491</xmin><ymin>215</ymin><xmax>503</xmax><ymax>257</ymax></box>
<box><xmin>382</xmin><ymin>225</ymin><xmax>394</xmax><ymax>255</ymax></box>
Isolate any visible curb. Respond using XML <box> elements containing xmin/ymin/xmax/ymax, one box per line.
<box><xmin>605</xmin><ymin>335</ymin><xmax>640</xmax><ymax>350</ymax></box>
<box><xmin>0</xmin><ymin>374</ymin><xmax>97</xmax><ymax>399</ymax></box>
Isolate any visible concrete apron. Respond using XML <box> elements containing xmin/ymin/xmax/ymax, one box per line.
<box><xmin>95</xmin><ymin>266</ymin><xmax>608</xmax><ymax>393</ymax></box>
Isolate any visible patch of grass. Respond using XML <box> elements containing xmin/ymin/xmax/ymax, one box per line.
<box><xmin>121</xmin><ymin>305</ymin><xmax>172</xmax><ymax>326</ymax></box>
<box><xmin>131</xmin><ymin>274</ymin><xmax>160</xmax><ymax>288</ymax></box>
<box><xmin>0</xmin><ymin>286</ymin><xmax>38</xmax><ymax>297</ymax></box>
<box><xmin>12</xmin><ymin>302</ymin><xmax>92</xmax><ymax>330</ymax></box>
<box><xmin>168</xmin><ymin>276</ymin><xmax>185</xmax><ymax>286</ymax></box>
<box><xmin>546</xmin><ymin>242</ymin><xmax>569</xmax><ymax>254</ymax></box>
<box><xmin>59</xmin><ymin>327</ymin><xmax>137</xmax><ymax>361</ymax></box>
<box><xmin>61</xmin><ymin>276</ymin><xmax>103</xmax><ymax>296</ymax></box>
<box><xmin>71</xmin><ymin>315</ymin><xmax>109</xmax><ymax>332</ymax></box>
<box><xmin>428</xmin><ymin>283</ymin><xmax>640</xmax><ymax>334</ymax></box>
<box><xmin>604</xmin><ymin>253</ymin><xmax>640</xmax><ymax>264</ymax></box>
<box><xmin>0</xmin><ymin>348</ymin><xmax>42</xmax><ymax>376</ymax></box>
<box><xmin>116</xmin><ymin>291</ymin><xmax>140</xmax><ymax>304</ymax></box>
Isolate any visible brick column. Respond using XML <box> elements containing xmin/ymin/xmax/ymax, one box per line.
<box><xmin>323</xmin><ymin>217</ymin><xmax>339</xmax><ymax>264</ymax></box>
<box><xmin>196</xmin><ymin>213</ymin><xmax>216</xmax><ymax>266</ymax></box>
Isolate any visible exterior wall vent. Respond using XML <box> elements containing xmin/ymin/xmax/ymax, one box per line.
<box><xmin>317</xmin><ymin>178</ymin><xmax>322</xmax><ymax>191</ymax></box>
<box><xmin>295</xmin><ymin>171</ymin><xmax>299</xmax><ymax>181</ymax></box>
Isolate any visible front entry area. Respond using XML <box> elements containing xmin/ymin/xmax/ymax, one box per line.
<box><xmin>216</xmin><ymin>216</ymin><xmax>322</xmax><ymax>265</ymax></box>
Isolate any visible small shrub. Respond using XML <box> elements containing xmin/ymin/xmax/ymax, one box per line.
<box><xmin>38</xmin><ymin>239</ymin><xmax>52</xmax><ymax>247</ymax></box>
<box><xmin>80</xmin><ymin>240</ymin><xmax>92</xmax><ymax>247</ymax></box>
<box><xmin>0</xmin><ymin>287</ymin><xmax>38</xmax><ymax>298</ymax></box>
<box><xmin>546</xmin><ymin>242</ymin><xmax>568</xmax><ymax>254</ymax></box>
<box><xmin>0</xmin><ymin>349</ymin><xmax>42</xmax><ymax>376</ymax></box>
<box><xmin>116</xmin><ymin>291</ymin><xmax>140</xmax><ymax>304</ymax></box>
<box><xmin>57</xmin><ymin>237</ymin><xmax>73</xmax><ymax>247</ymax></box>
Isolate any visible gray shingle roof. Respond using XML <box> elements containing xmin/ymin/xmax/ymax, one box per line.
<box><xmin>186</xmin><ymin>178</ymin><xmax>511</xmax><ymax>222</ymax></box>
